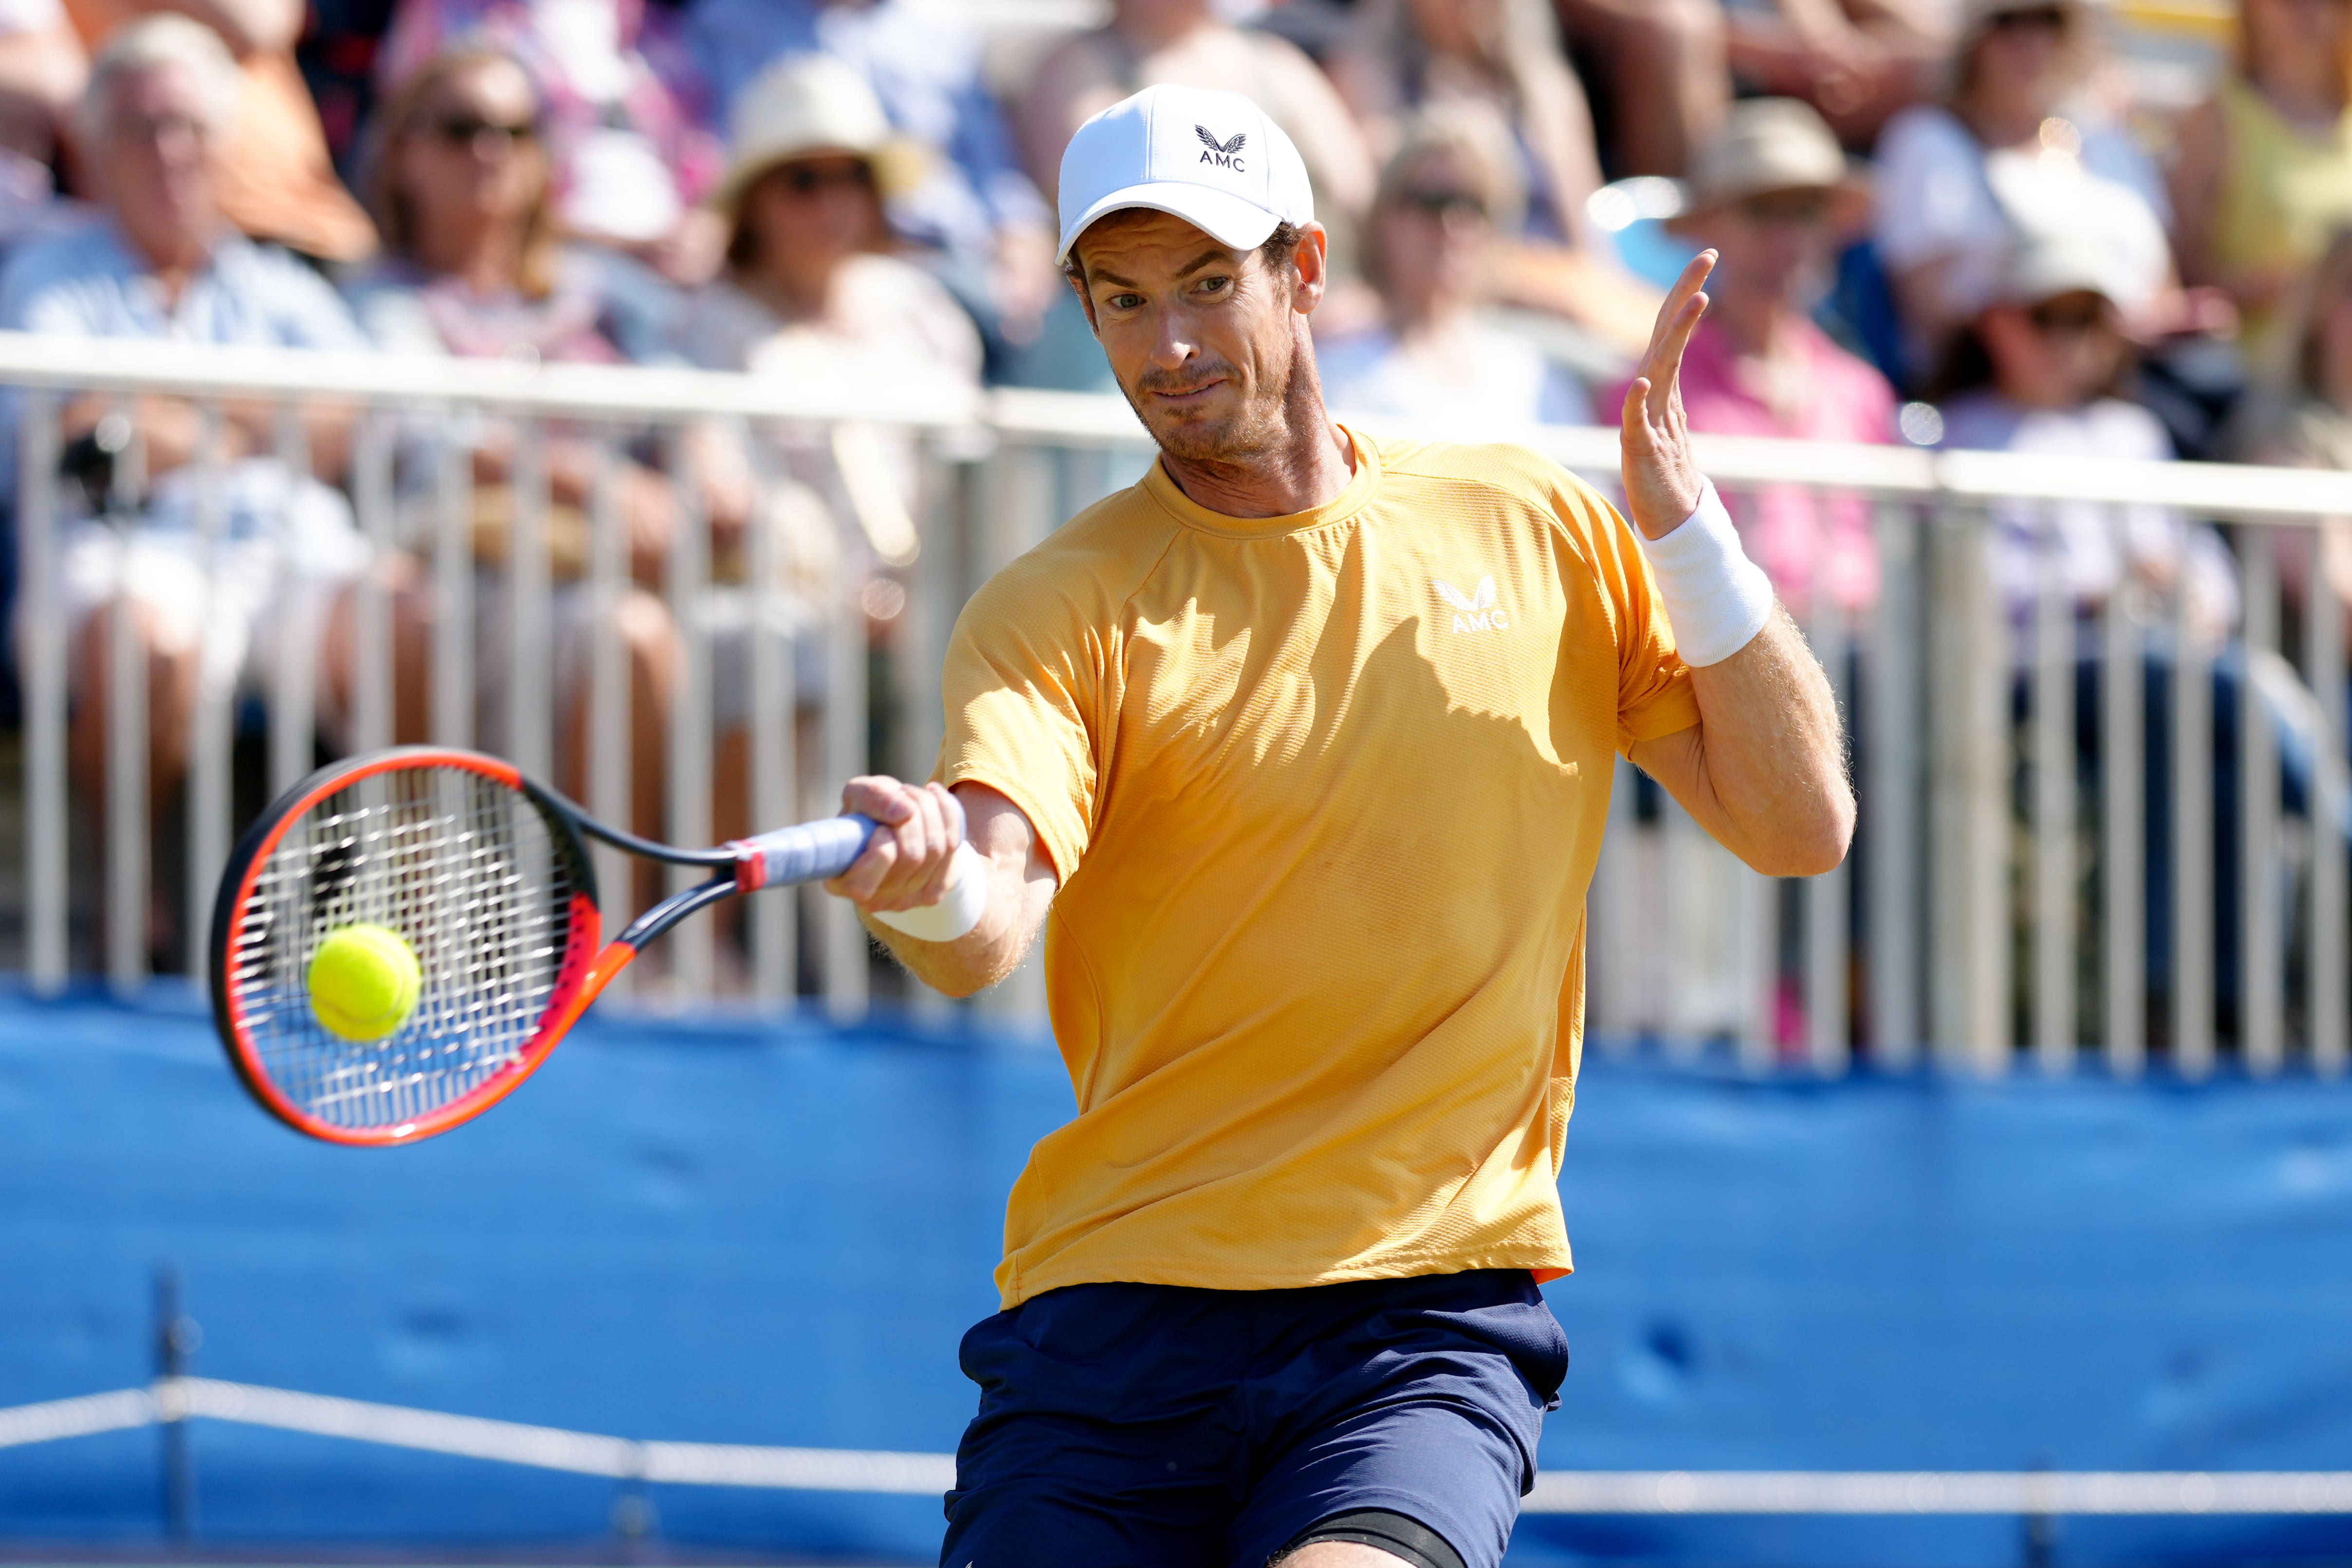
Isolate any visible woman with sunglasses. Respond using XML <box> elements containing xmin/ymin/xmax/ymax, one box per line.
<box><xmin>1315</xmin><ymin>103</ymin><xmax>1588</xmax><ymax>432</ymax></box>
<box><xmin>342</xmin><ymin>45</ymin><xmax>682</xmax><ymax>849</ymax></box>
<box><xmin>675</xmin><ymin>53</ymin><xmax>978</xmax><ymax>431</ymax></box>
<box><xmin>374</xmin><ymin>0</ymin><xmax>722</xmax><ymax>282</ymax></box>
<box><xmin>673</xmin><ymin>52</ymin><xmax>980</xmax><ymax>857</ymax></box>
<box><xmin>1871</xmin><ymin>0</ymin><xmax>2172</xmax><ymax>384</ymax></box>
<box><xmin>1332</xmin><ymin>0</ymin><xmax>1661</xmax><ymax>353</ymax></box>
<box><xmin>1616</xmin><ymin>97</ymin><xmax>1891</xmax><ymax>622</ymax></box>
<box><xmin>1936</xmin><ymin>219</ymin><xmax>2237</xmax><ymax>640</ymax></box>
<box><xmin>2174</xmin><ymin>0</ymin><xmax>2352</xmax><ymax>370</ymax></box>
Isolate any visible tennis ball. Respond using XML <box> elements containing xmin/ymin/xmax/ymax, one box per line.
<box><xmin>308</xmin><ymin>923</ymin><xmax>422</xmax><ymax>1043</ymax></box>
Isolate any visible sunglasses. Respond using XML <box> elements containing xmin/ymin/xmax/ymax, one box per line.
<box><xmin>1397</xmin><ymin>188</ymin><xmax>1487</xmax><ymax>221</ymax></box>
<box><xmin>1735</xmin><ymin>191</ymin><xmax>1831</xmax><ymax>226</ymax></box>
<box><xmin>428</xmin><ymin>113</ymin><xmax>538</xmax><ymax>148</ymax></box>
<box><xmin>2026</xmin><ymin>297</ymin><xmax>2110</xmax><ymax>337</ymax></box>
<box><xmin>1988</xmin><ymin>4</ymin><xmax>2070</xmax><ymax>32</ymax></box>
<box><xmin>776</xmin><ymin>161</ymin><xmax>877</xmax><ymax>196</ymax></box>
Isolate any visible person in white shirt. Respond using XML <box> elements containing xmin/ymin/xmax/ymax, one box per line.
<box><xmin>671</xmin><ymin>52</ymin><xmax>980</xmax><ymax>848</ymax></box>
<box><xmin>1936</xmin><ymin>221</ymin><xmax>2237</xmax><ymax>639</ymax></box>
<box><xmin>1315</xmin><ymin>101</ymin><xmax>1588</xmax><ymax>433</ymax></box>
<box><xmin>1872</xmin><ymin>0</ymin><xmax>2172</xmax><ymax>381</ymax></box>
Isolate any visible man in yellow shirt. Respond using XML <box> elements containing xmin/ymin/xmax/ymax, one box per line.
<box><xmin>826</xmin><ymin>85</ymin><xmax>1851</xmax><ymax>1568</ymax></box>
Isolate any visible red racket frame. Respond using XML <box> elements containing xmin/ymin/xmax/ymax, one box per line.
<box><xmin>211</xmin><ymin>746</ymin><xmax>884</xmax><ymax>1146</ymax></box>
<box><xmin>209</xmin><ymin>748</ymin><xmax>610</xmax><ymax>1146</ymax></box>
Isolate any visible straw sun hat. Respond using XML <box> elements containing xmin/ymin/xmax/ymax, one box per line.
<box><xmin>709</xmin><ymin>54</ymin><xmax>928</xmax><ymax>218</ymax></box>
<box><xmin>1668</xmin><ymin>97</ymin><xmax>1870</xmax><ymax>234</ymax></box>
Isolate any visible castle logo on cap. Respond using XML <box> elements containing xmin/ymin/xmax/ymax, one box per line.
<box><xmin>1196</xmin><ymin>125</ymin><xmax>1246</xmax><ymax>171</ymax></box>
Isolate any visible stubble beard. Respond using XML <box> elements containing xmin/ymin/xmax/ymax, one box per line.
<box><xmin>1122</xmin><ymin>338</ymin><xmax>1315</xmax><ymax>470</ymax></box>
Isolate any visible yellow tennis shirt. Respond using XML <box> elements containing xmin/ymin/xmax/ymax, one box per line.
<box><xmin>936</xmin><ymin>428</ymin><xmax>1700</xmax><ymax>1309</ymax></box>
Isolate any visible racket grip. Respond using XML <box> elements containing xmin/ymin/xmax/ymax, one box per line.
<box><xmin>730</xmin><ymin>814</ymin><xmax>880</xmax><ymax>890</ymax></box>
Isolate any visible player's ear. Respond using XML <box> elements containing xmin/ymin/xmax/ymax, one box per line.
<box><xmin>1287</xmin><ymin>222</ymin><xmax>1330</xmax><ymax>317</ymax></box>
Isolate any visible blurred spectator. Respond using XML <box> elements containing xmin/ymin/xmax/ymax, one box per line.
<box><xmin>1936</xmin><ymin>221</ymin><xmax>2236</xmax><ymax>636</ymax></box>
<box><xmin>0</xmin><ymin>0</ymin><xmax>89</xmax><ymax>253</ymax></box>
<box><xmin>1873</xmin><ymin>0</ymin><xmax>2170</xmax><ymax>384</ymax></box>
<box><xmin>1615</xmin><ymin>97</ymin><xmax>1890</xmax><ymax>617</ymax></box>
<box><xmin>1723</xmin><ymin>0</ymin><xmax>1950</xmax><ymax>149</ymax></box>
<box><xmin>675</xmin><ymin>54</ymin><xmax>978</xmax><ymax>439</ymax></box>
<box><xmin>296</xmin><ymin>0</ymin><xmax>395</xmax><ymax>176</ymax></box>
<box><xmin>1552</xmin><ymin>0</ymin><xmax>1726</xmax><ymax>177</ymax></box>
<box><xmin>1334</xmin><ymin>0</ymin><xmax>1598</xmax><ymax>246</ymax></box>
<box><xmin>2239</xmin><ymin>229</ymin><xmax>2352</xmax><ymax>470</ymax></box>
<box><xmin>2172</xmin><ymin>0</ymin><xmax>2352</xmax><ymax>375</ymax></box>
<box><xmin>1017</xmin><ymin>0</ymin><xmax>1375</xmax><ymax>266</ymax></box>
<box><xmin>65</xmin><ymin>0</ymin><xmax>376</xmax><ymax>261</ymax></box>
<box><xmin>343</xmin><ymin>43</ymin><xmax>677</xmax><ymax>821</ymax></box>
<box><xmin>2232</xmin><ymin>228</ymin><xmax>2352</xmax><ymax>656</ymax></box>
<box><xmin>377</xmin><ymin>0</ymin><xmax>723</xmax><ymax>282</ymax></box>
<box><xmin>1</xmin><ymin>16</ymin><xmax>372</xmax><ymax>853</ymax></box>
<box><xmin>673</xmin><ymin>52</ymin><xmax>973</xmax><ymax>836</ymax></box>
<box><xmin>1330</xmin><ymin>0</ymin><xmax>1660</xmax><ymax>350</ymax></box>
<box><xmin>1316</xmin><ymin>104</ymin><xmax>1589</xmax><ymax>430</ymax></box>
<box><xmin>680</xmin><ymin>0</ymin><xmax>1056</xmax><ymax>351</ymax></box>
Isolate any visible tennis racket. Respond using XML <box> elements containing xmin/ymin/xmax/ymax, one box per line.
<box><xmin>208</xmin><ymin>745</ymin><xmax>948</xmax><ymax>1147</ymax></box>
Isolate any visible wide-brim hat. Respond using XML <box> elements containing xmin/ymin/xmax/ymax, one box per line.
<box><xmin>1998</xmin><ymin>219</ymin><xmax>2118</xmax><ymax>309</ymax></box>
<box><xmin>709</xmin><ymin>53</ymin><xmax>928</xmax><ymax>218</ymax></box>
<box><xmin>1667</xmin><ymin>97</ymin><xmax>1870</xmax><ymax>234</ymax></box>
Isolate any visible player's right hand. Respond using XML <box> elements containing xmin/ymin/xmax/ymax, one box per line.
<box><xmin>827</xmin><ymin>776</ymin><xmax>967</xmax><ymax>916</ymax></box>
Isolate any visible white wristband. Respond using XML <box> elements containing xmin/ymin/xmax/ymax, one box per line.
<box><xmin>870</xmin><ymin>841</ymin><xmax>991</xmax><ymax>943</ymax></box>
<box><xmin>1636</xmin><ymin>480</ymin><xmax>1775</xmax><ymax>666</ymax></box>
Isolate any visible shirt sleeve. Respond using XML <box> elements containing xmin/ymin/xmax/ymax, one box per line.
<box><xmin>933</xmin><ymin>560</ymin><xmax>1106</xmax><ymax>884</ymax></box>
<box><xmin>1571</xmin><ymin>480</ymin><xmax>1701</xmax><ymax>753</ymax></box>
<box><xmin>267</xmin><ymin>251</ymin><xmax>370</xmax><ymax>350</ymax></box>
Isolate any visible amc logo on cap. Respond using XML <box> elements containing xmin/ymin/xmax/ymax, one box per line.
<box><xmin>1195</xmin><ymin>125</ymin><xmax>1246</xmax><ymax>172</ymax></box>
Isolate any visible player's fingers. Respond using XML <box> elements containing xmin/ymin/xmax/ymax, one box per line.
<box><xmin>831</xmin><ymin>826</ymin><xmax>901</xmax><ymax>903</ymax></box>
<box><xmin>1656</xmin><ymin>290</ymin><xmax>1709</xmax><ymax>385</ymax></box>
<box><xmin>1620</xmin><ymin>377</ymin><xmax>1656</xmax><ymax>448</ymax></box>
<box><xmin>905</xmin><ymin>783</ymin><xmax>963</xmax><ymax>907</ymax></box>
<box><xmin>840</xmin><ymin>774</ymin><xmax>917</xmax><ymax>824</ymax></box>
<box><xmin>1638</xmin><ymin>294</ymin><xmax>1707</xmax><ymax>427</ymax></box>
<box><xmin>882</xmin><ymin>787</ymin><xmax>954</xmax><ymax>908</ymax></box>
<box><xmin>1640</xmin><ymin>249</ymin><xmax>1715</xmax><ymax>358</ymax></box>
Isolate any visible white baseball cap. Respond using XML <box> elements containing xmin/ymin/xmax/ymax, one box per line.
<box><xmin>1055</xmin><ymin>85</ymin><xmax>1315</xmax><ymax>265</ymax></box>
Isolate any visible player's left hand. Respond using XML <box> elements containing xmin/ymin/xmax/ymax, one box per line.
<box><xmin>1619</xmin><ymin>249</ymin><xmax>1716</xmax><ymax>541</ymax></box>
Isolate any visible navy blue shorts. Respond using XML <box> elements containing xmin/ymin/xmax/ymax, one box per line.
<box><xmin>940</xmin><ymin>1269</ymin><xmax>1569</xmax><ymax>1568</ymax></box>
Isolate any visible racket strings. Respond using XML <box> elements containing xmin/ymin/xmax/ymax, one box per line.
<box><xmin>225</xmin><ymin>766</ymin><xmax>583</xmax><ymax>1130</ymax></box>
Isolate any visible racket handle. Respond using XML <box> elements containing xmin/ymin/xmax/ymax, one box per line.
<box><xmin>730</xmin><ymin>814</ymin><xmax>880</xmax><ymax>890</ymax></box>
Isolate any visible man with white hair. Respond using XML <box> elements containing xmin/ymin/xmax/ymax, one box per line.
<box><xmin>1</xmin><ymin>14</ymin><xmax>371</xmax><ymax>903</ymax></box>
<box><xmin>823</xmin><ymin>86</ymin><xmax>1851</xmax><ymax>1568</ymax></box>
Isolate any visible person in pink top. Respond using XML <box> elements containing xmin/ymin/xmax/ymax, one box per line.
<box><xmin>1611</xmin><ymin>97</ymin><xmax>1893</xmax><ymax>619</ymax></box>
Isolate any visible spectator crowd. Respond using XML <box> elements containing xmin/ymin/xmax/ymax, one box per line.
<box><xmin>12</xmin><ymin>0</ymin><xmax>2352</xmax><ymax>970</ymax></box>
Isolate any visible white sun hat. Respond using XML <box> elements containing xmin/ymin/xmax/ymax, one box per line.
<box><xmin>1055</xmin><ymin>84</ymin><xmax>1315</xmax><ymax>265</ymax></box>
<box><xmin>711</xmin><ymin>53</ymin><xmax>928</xmax><ymax>218</ymax></box>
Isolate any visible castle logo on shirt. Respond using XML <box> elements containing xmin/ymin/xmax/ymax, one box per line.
<box><xmin>1195</xmin><ymin>125</ymin><xmax>1246</xmax><ymax>171</ymax></box>
<box><xmin>1436</xmin><ymin>577</ymin><xmax>1507</xmax><ymax>634</ymax></box>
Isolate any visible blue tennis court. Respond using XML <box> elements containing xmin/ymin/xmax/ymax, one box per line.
<box><xmin>9</xmin><ymin>987</ymin><xmax>2352</xmax><ymax>1566</ymax></box>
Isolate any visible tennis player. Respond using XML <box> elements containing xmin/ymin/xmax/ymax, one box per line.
<box><xmin>826</xmin><ymin>85</ymin><xmax>1852</xmax><ymax>1568</ymax></box>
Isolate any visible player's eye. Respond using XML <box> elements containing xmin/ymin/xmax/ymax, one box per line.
<box><xmin>1107</xmin><ymin>292</ymin><xmax>1144</xmax><ymax>310</ymax></box>
<box><xmin>1196</xmin><ymin>276</ymin><xmax>1231</xmax><ymax>297</ymax></box>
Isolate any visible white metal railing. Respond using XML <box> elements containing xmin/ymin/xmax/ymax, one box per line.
<box><xmin>6</xmin><ymin>333</ymin><xmax>2352</xmax><ymax>1074</ymax></box>
<box><xmin>8</xmin><ymin>1378</ymin><xmax>2352</xmax><ymax>1518</ymax></box>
